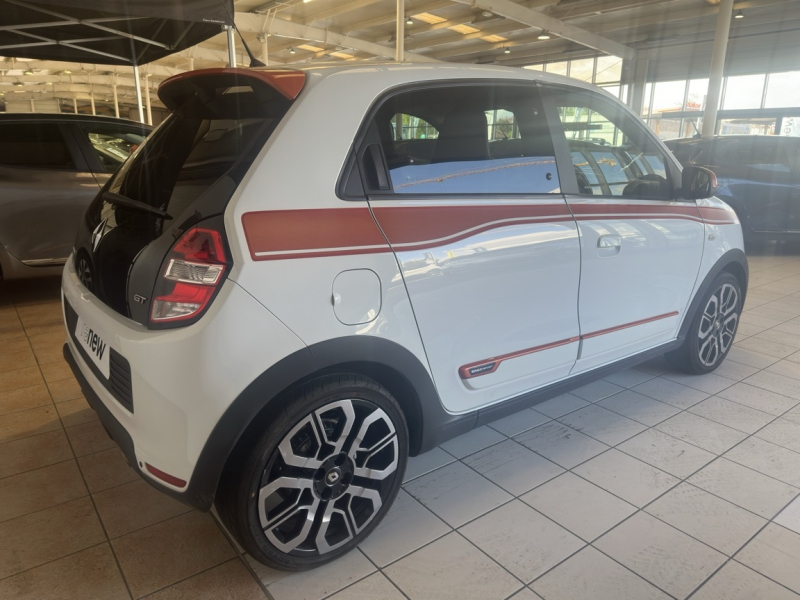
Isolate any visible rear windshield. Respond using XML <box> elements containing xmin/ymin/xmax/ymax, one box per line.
<box><xmin>103</xmin><ymin>78</ymin><xmax>292</xmax><ymax>223</ymax></box>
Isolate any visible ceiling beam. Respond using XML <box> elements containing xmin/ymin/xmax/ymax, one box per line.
<box><xmin>449</xmin><ymin>0</ymin><xmax>636</xmax><ymax>59</ymax></box>
<box><xmin>235</xmin><ymin>12</ymin><xmax>439</xmax><ymax>61</ymax></box>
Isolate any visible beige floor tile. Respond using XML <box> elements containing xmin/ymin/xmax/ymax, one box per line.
<box><xmin>56</xmin><ymin>396</ymin><xmax>98</xmax><ymax>428</ymax></box>
<box><xmin>66</xmin><ymin>420</ymin><xmax>116</xmax><ymax>457</ymax></box>
<box><xmin>715</xmin><ymin>382</ymin><xmax>798</xmax><ymax>416</ymax></box>
<box><xmin>745</xmin><ymin>370</ymin><xmax>800</xmax><ymax>399</ymax></box>
<box><xmin>688</xmin><ymin>458</ymin><xmax>799</xmax><ymax>518</ymax></box>
<box><xmin>23</xmin><ymin>321</ymin><xmax>67</xmax><ymax>338</ymax></box>
<box><xmin>0</xmin><ymin>429</ymin><xmax>73</xmax><ymax>479</ymax></box>
<box><xmin>39</xmin><ymin>358</ymin><xmax>75</xmax><ymax>383</ymax></box>
<box><xmin>766</xmin><ymin>359</ymin><xmax>800</xmax><ymax>382</ymax></box>
<box><xmin>403</xmin><ymin>447</ymin><xmax>455</xmax><ymax>483</ymax></box>
<box><xmin>327</xmin><ymin>573</ymin><xmax>405</xmax><ymax>600</ymax></box>
<box><xmin>530</xmin><ymin>546</ymin><xmax>671</xmax><ymax>600</ymax></box>
<box><xmin>692</xmin><ymin>560</ymin><xmax>800</xmax><ymax>600</ymax></box>
<box><xmin>631</xmin><ymin>376</ymin><xmax>709</xmax><ymax>409</ymax></box>
<box><xmin>487</xmin><ymin>409</ymin><xmax>550</xmax><ymax>437</ymax></box>
<box><xmin>0</xmin><ymin>337</ymin><xmax>33</xmax><ymax>356</ymax></box>
<box><xmin>0</xmin><ymin>384</ymin><xmax>51</xmax><ymax>416</ymax></box>
<box><xmin>94</xmin><ymin>479</ymin><xmax>202</xmax><ymax>538</ymax></box>
<box><xmin>645</xmin><ymin>483</ymin><xmax>766</xmax><ymax>555</ymax></box>
<box><xmin>0</xmin><ymin>327</ymin><xmax>25</xmax><ymax>344</ymax></box>
<box><xmin>112</xmin><ymin>511</ymin><xmax>236</xmax><ymax>599</ymax></box>
<box><xmin>32</xmin><ymin>345</ymin><xmax>65</xmax><ymax>366</ymax></box>
<box><xmin>660</xmin><ymin>371</ymin><xmax>737</xmax><ymax>395</ymax></box>
<box><xmin>403</xmin><ymin>461</ymin><xmax>511</xmax><ymax>528</ymax></box>
<box><xmin>0</xmin><ymin>367</ymin><xmax>44</xmax><ymax>394</ymax></box>
<box><xmin>515</xmin><ymin>422</ymin><xmax>609</xmax><ymax>470</ymax></box>
<box><xmin>755</xmin><ymin>417</ymin><xmax>800</xmax><ymax>453</ymax></box>
<box><xmin>754</xmin><ymin>329</ymin><xmax>800</xmax><ymax>349</ymax></box>
<box><xmin>557</xmin><ymin>405</ymin><xmax>647</xmax><ymax>446</ymax></box>
<box><xmin>78</xmin><ymin>447</ymin><xmax>139</xmax><ymax>493</ymax></box>
<box><xmin>595</xmin><ymin>512</ymin><xmax>726</xmax><ymax>599</ymax></box>
<box><xmin>572</xmin><ymin>449</ymin><xmax>679</xmax><ymax>508</ymax></box>
<box><xmin>725</xmin><ymin>437</ymin><xmax>800</xmax><ymax>487</ymax></box>
<box><xmin>0</xmin><ymin>349</ymin><xmax>37</xmax><ymax>374</ymax></box>
<box><xmin>17</xmin><ymin>304</ymin><xmax>64</xmax><ymax>328</ymax></box>
<box><xmin>532</xmin><ymin>394</ymin><xmax>590</xmax><ymax>419</ymax></box>
<box><xmin>0</xmin><ymin>460</ymin><xmax>87</xmax><ymax>523</ymax></box>
<box><xmin>569</xmin><ymin>380</ymin><xmax>624</xmax><ymax>402</ymax></box>
<box><xmin>0</xmin><ymin>405</ymin><xmax>60</xmax><ymax>443</ymax></box>
<box><xmin>0</xmin><ymin>543</ymin><xmax>129</xmax><ymax>600</ymax></box>
<box><xmin>385</xmin><ymin>532</ymin><xmax>520</xmax><ymax>600</ymax></box>
<box><xmin>726</xmin><ymin>346</ymin><xmax>781</xmax><ymax>369</ymax></box>
<box><xmin>508</xmin><ymin>589</ymin><xmax>541</xmax><ymax>600</ymax></box>
<box><xmin>462</xmin><ymin>439</ymin><xmax>563</xmax><ymax>496</ymax></box>
<box><xmin>521</xmin><ymin>472</ymin><xmax>636</xmax><ymax>542</ymax></box>
<box><xmin>143</xmin><ymin>558</ymin><xmax>265</xmax><ymax>600</ymax></box>
<box><xmin>775</xmin><ymin>495</ymin><xmax>800</xmax><ymax>536</ymax></box>
<box><xmin>259</xmin><ymin>549</ymin><xmax>375</xmax><ymax>600</ymax></box>
<box><xmin>653</xmin><ymin>412</ymin><xmax>747</xmax><ymax>455</ymax></box>
<box><xmin>688</xmin><ymin>397</ymin><xmax>774</xmax><ymax>434</ymax></box>
<box><xmin>0</xmin><ymin>497</ymin><xmax>106</xmax><ymax>579</ymax></box>
<box><xmin>459</xmin><ymin>500</ymin><xmax>584</xmax><ymax>583</ymax></box>
<box><xmin>712</xmin><ymin>359</ymin><xmax>761</xmax><ymax>382</ymax></box>
<box><xmin>602</xmin><ymin>368</ymin><xmax>654</xmax><ymax>389</ymax></box>
<box><xmin>736</xmin><ymin>524</ymin><xmax>800</xmax><ymax>594</ymax></box>
<box><xmin>598</xmin><ymin>391</ymin><xmax>680</xmax><ymax>426</ymax></box>
<box><xmin>439</xmin><ymin>426</ymin><xmax>506</xmax><ymax>459</ymax></box>
<box><xmin>617</xmin><ymin>429</ymin><xmax>715</xmax><ymax>478</ymax></box>
<box><xmin>26</xmin><ymin>330</ymin><xmax>67</xmax><ymax>353</ymax></box>
<box><xmin>47</xmin><ymin>377</ymin><xmax>83</xmax><ymax>403</ymax></box>
<box><xmin>359</xmin><ymin>489</ymin><xmax>450</xmax><ymax>568</ymax></box>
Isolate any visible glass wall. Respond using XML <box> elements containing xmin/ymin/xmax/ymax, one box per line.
<box><xmin>524</xmin><ymin>56</ymin><xmax>623</xmax><ymax>99</ymax></box>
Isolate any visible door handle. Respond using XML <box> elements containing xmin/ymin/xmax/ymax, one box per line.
<box><xmin>597</xmin><ymin>235</ymin><xmax>621</xmax><ymax>249</ymax></box>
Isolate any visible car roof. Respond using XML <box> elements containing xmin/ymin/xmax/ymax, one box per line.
<box><xmin>0</xmin><ymin>112</ymin><xmax>152</xmax><ymax>129</ymax></box>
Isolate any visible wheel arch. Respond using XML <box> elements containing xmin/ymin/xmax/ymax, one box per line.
<box><xmin>678</xmin><ymin>248</ymin><xmax>749</xmax><ymax>341</ymax></box>
<box><xmin>190</xmin><ymin>336</ymin><xmax>459</xmax><ymax>511</ymax></box>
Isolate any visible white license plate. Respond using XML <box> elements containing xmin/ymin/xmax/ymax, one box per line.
<box><xmin>75</xmin><ymin>316</ymin><xmax>110</xmax><ymax>378</ymax></box>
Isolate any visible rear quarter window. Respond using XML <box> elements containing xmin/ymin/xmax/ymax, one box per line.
<box><xmin>0</xmin><ymin>122</ymin><xmax>75</xmax><ymax>169</ymax></box>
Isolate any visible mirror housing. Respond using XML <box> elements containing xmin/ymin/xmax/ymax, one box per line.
<box><xmin>681</xmin><ymin>165</ymin><xmax>718</xmax><ymax>200</ymax></box>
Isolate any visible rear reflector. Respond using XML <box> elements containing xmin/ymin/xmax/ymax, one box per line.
<box><xmin>145</xmin><ymin>463</ymin><xmax>187</xmax><ymax>488</ymax></box>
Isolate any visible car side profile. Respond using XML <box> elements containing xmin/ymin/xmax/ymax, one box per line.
<box><xmin>0</xmin><ymin>113</ymin><xmax>151</xmax><ymax>280</ymax></box>
<box><xmin>61</xmin><ymin>64</ymin><xmax>747</xmax><ymax>571</ymax></box>
<box><xmin>665</xmin><ymin>135</ymin><xmax>800</xmax><ymax>241</ymax></box>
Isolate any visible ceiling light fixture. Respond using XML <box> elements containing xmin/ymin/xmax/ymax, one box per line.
<box><xmin>62</xmin><ymin>70</ymin><xmax>71</xmax><ymax>74</ymax></box>
<box><xmin>734</xmin><ymin>9</ymin><xmax>744</xmax><ymax>18</ymax></box>
<box><xmin>24</xmin><ymin>69</ymin><xmax>33</xmax><ymax>75</ymax></box>
<box><xmin>14</xmin><ymin>81</ymin><xmax>23</xmax><ymax>86</ymax></box>
<box><xmin>289</xmin><ymin>47</ymin><xmax>296</xmax><ymax>54</ymax></box>
<box><xmin>503</xmin><ymin>47</ymin><xmax>511</xmax><ymax>54</ymax></box>
<box><xmin>482</xmin><ymin>10</ymin><xmax>493</xmax><ymax>17</ymax></box>
<box><xmin>537</xmin><ymin>31</ymin><xmax>551</xmax><ymax>40</ymax></box>
<box><xmin>406</xmin><ymin>16</ymin><xmax>414</xmax><ymax>25</ymax></box>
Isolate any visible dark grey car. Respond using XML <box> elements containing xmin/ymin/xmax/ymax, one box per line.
<box><xmin>0</xmin><ymin>114</ymin><xmax>151</xmax><ymax>280</ymax></box>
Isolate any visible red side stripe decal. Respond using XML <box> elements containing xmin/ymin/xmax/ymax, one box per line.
<box><xmin>242</xmin><ymin>208</ymin><xmax>389</xmax><ymax>261</ymax></box>
<box><xmin>459</xmin><ymin>311</ymin><xmax>679</xmax><ymax>379</ymax></box>
<box><xmin>697</xmin><ymin>205</ymin><xmax>737</xmax><ymax>225</ymax></box>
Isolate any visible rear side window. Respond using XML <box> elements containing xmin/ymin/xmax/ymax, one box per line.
<box><xmin>0</xmin><ymin>123</ymin><xmax>75</xmax><ymax>169</ymax></box>
<box><xmin>732</xmin><ymin>139</ymin><xmax>793</xmax><ymax>173</ymax></box>
<box><xmin>81</xmin><ymin>125</ymin><xmax>148</xmax><ymax>173</ymax></box>
<box><xmin>367</xmin><ymin>84</ymin><xmax>560</xmax><ymax>195</ymax></box>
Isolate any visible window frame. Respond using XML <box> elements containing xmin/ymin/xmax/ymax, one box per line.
<box><xmin>338</xmin><ymin>79</ymin><xmax>565</xmax><ymax>201</ymax></box>
<box><xmin>538</xmin><ymin>83</ymin><xmax>684</xmax><ymax>201</ymax></box>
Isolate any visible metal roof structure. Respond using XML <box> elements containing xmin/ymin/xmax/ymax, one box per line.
<box><xmin>1</xmin><ymin>0</ymin><xmax>797</xmax><ymax>117</ymax></box>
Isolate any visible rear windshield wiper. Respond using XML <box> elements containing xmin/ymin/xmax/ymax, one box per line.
<box><xmin>103</xmin><ymin>192</ymin><xmax>172</xmax><ymax>220</ymax></box>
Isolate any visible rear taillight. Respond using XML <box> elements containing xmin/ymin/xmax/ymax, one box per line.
<box><xmin>150</xmin><ymin>227</ymin><xmax>230</xmax><ymax>326</ymax></box>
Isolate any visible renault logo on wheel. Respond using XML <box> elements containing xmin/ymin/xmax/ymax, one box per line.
<box><xmin>326</xmin><ymin>469</ymin><xmax>341</xmax><ymax>485</ymax></box>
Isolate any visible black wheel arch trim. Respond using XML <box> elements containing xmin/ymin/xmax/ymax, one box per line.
<box><xmin>678</xmin><ymin>248</ymin><xmax>748</xmax><ymax>341</ymax></box>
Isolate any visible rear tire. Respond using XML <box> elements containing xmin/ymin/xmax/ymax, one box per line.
<box><xmin>666</xmin><ymin>272</ymin><xmax>741</xmax><ymax>374</ymax></box>
<box><xmin>216</xmin><ymin>373</ymin><xmax>408</xmax><ymax>571</ymax></box>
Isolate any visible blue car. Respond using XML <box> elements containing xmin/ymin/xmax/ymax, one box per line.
<box><xmin>665</xmin><ymin>135</ymin><xmax>800</xmax><ymax>241</ymax></box>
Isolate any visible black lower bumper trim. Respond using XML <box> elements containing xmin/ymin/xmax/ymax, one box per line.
<box><xmin>62</xmin><ymin>343</ymin><xmax>213</xmax><ymax>511</ymax></box>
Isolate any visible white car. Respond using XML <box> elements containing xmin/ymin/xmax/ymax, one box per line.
<box><xmin>62</xmin><ymin>63</ymin><xmax>747</xmax><ymax>570</ymax></box>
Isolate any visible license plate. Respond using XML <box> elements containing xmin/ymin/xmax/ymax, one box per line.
<box><xmin>75</xmin><ymin>316</ymin><xmax>110</xmax><ymax>378</ymax></box>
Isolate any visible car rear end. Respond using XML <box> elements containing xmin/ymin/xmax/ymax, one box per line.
<box><xmin>61</xmin><ymin>68</ymin><xmax>307</xmax><ymax>506</ymax></box>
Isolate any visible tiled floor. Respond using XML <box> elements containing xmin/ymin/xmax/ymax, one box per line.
<box><xmin>3</xmin><ymin>245</ymin><xmax>800</xmax><ymax>599</ymax></box>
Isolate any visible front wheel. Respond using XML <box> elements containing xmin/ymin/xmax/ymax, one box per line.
<box><xmin>216</xmin><ymin>374</ymin><xmax>408</xmax><ymax>571</ymax></box>
<box><xmin>666</xmin><ymin>272</ymin><xmax>742</xmax><ymax>374</ymax></box>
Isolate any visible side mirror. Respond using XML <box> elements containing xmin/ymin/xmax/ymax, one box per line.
<box><xmin>681</xmin><ymin>165</ymin><xmax>717</xmax><ymax>200</ymax></box>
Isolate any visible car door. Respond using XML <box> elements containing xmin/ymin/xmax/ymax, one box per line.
<box><xmin>0</xmin><ymin>121</ymin><xmax>98</xmax><ymax>266</ymax></box>
<box><xmin>357</xmin><ymin>82</ymin><xmax>581</xmax><ymax>413</ymax></box>
<box><xmin>723</xmin><ymin>137</ymin><xmax>799</xmax><ymax>234</ymax></box>
<box><xmin>541</xmin><ymin>85</ymin><xmax>705</xmax><ymax>373</ymax></box>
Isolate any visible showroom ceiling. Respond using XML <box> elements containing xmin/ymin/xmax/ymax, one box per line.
<box><xmin>1</xmin><ymin>0</ymin><xmax>798</xmax><ymax>113</ymax></box>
